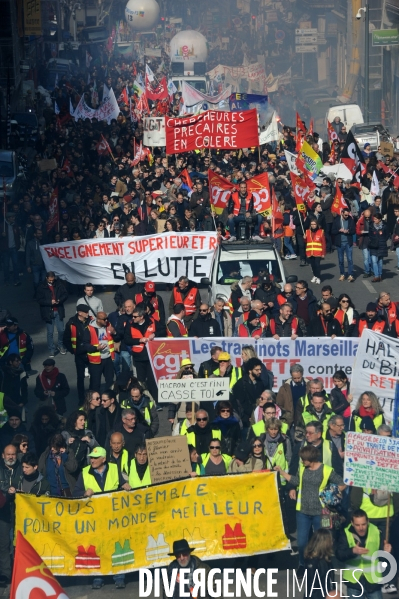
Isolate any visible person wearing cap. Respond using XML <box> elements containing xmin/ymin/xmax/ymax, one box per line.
<box><xmin>169</xmin><ymin>276</ymin><xmax>200</xmax><ymax>329</ymax></box>
<box><xmin>133</xmin><ymin>281</ymin><xmax>165</xmax><ymax>328</ymax></box>
<box><xmin>0</xmin><ymin>212</ymin><xmax>21</xmax><ymax>287</ymax></box>
<box><xmin>350</xmin><ymin>392</ymin><xmax>385</xmax><ymax>433</ymax></box>
<box><xmin>63</xmin><ymin>304</ymin><xmax>93</xmax><ymax>405</ymax></box>
<box><xmin>36</xmin><ymin>272</ymin><xmax>68</xmax><ymax>358</ymax></box>
<box><xmin>189</xmin><ymin>304</ymin><xmax>221</xmax><ymax>338</ymax></box>
<box><xmin>34</xmin><ymin>359</ymin><xmax>70</xmax><ymax>415</ymax></box>
<box><xmin>76</xmin><ymin>283</ymin><xmax>103</xmax><ymax>321</ymax></box>
<box><xmin>73</xmin><ymin>445</ymin><xmax>129</xmax><ymax>589</ymax></box>
<box><xmin>166</xmin><ymin>304</ymin><xmax>188</xmax><ymax>338</ymax></box>
<box><xmin>0</xmin><ymin>317</ymin><xmax>34</xmax><ymax>374</ymax></box>
<box><xmin>236</xmin><ymin>309</ymin><xmax>268</xmax><ymax>339</ymax></box>
<box><xmin>357</xmin><ymin>302</ymin><xmax>388</xmax><ymax>337</ymax></box>
<box><xmin>87</xmin><ymin>311</ymin><xmax>115</xmax><ymax>393</ymax></box>
<box><xmin>211</xmin><ymin>351</ymin><xmax>242</xmax><ymax>390</ymax></box>
<box><xmin>227</xmin><ymin>443</ymin><xmax>264</xmax><ymax>473</ymax></box>
<box><xmin>331</xmin><ymin>207</ymin><xmax>356</xmax><ymax>282</ymax></box>
<box><xmin>164</xmin><ymin>538</ymin><xmax>210</xmax><ymax>598</ymax></box>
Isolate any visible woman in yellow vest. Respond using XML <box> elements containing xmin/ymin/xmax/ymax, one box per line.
<box><xmin>200</xmin><ymin>440</ymin><xmax>232</xmax><ymax>476</ymax></box>
<box><xmin>188</xmin><ymin>445</ymin><xmax>205</xmax><ymax>477</ymax></box>
<box><xmin>350</xmin><ymin>391</ymin><xmax>385</xmax><ymax>433</ymax></box>
<box><xmin>128</xmin><ymin>443</ymin><xmax>152</xmax><ymax>489</ymax></box>
<box><xmin>275</xmin><ymin>445</ymin><xmax>345</xmax><ymax>575</ymax></box>
<box><xmin>73</xmin><ymin>446</ymin><xmax>130</xmax><ymax>590</ymax></box>
<box><xmin>263</xmin><ymin>419</ymin><xmax>291</xmax><ymax>479</ymax></box>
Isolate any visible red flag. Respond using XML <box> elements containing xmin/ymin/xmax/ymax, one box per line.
<box><xmin>136</xmin><ymin>93</ymin><xmax>150</xmax><ymax>117</ymax></box>
<box><xmin>145</xmin><ymin>75</ymin><xmax>169</xmax><ymax>101</ymax></box>
<box><xmin>308</xmin><ymin>118</ymin><xmax>314</xmax><ymax>137</ymax></box>
<box><xmin>296</xmin><ymin>112</ymin><xmax>306</xmax><ymax>134</ymax></box>
<box><xmin>378</xmin><ymin>160</ymin><xmax>393</xmax><ymax>175</ymax></box>
<box><xmin>394</xmin><ymin>174</ymin><xmax>399</xmax><ymax>189</ymax></box>
<box><xmin>208</xmin><ymin>169</ymin><xmax>235</xmax><ymax>214</ymax></box>
<box><xmin>290</xmin><ymin>173</ymin><xmax>308</xmax><ymax>213</ymax></box>
<box><xmin>331</xmin><ymin>183</ymin><xmax>349</xmax><ymax>215</ymax></box>
<box><xmin>96</xmin><ymin>135</ymin><xmax>111</xmax><ymax>156</ymax></box>
<box><xmin>246</xmin><ymin>173</ymin><xmax>272</xmax><ymax>216</ymax></box>
<box><xmin>329</xmin><ymin>143</ymin><xmax>337</xmax><ymax>164</ymax></box>
<box><xmin>10</xmin><ymin>531</ymin><xmax>70</xmax><ymax>599</ymax></box>
<box><xmin>179</xmin><ymin>168</ymin><xmax>193</xmax><ymax>190</ymax></box>
<box><xmin>46</xmin><ymin>188</ymin><xmax>59</xmax><ymax>233</ymax></box>
<box><xmin>117</xmin><ymin>87</ymin><xmax>129</xmax><ymax>106</ymax></box>
<box><xmin>327</xmin><ymin>121</ymin><xmax>338</xmax><ymax>142</ymax></box>
<box><xmin>61</xmin><ymin>158</ymin><xmax>74</xmax><ymax>178</ymax></box>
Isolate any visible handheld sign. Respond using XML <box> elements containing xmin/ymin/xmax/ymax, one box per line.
<box><xmin>146</xmin><ymin>436</ymin><xmax>191</xmax><ymax>485</ymax></box>
<box><xmin>157</xmin><ymin>377</ymin><xmax>230</xmax><ymax>403</ymax></box>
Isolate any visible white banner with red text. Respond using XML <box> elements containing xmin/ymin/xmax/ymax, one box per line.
<box><xmin>40</xmin><ymin>233</ymin><xmax>217</xmax><ymax>285</ymax></box>
<box><xmin>148</xmin><ymin>337</ymin><xmax>358</xmax><ymax>393</ymax></box>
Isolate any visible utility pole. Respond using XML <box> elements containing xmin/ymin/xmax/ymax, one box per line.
<box><xmin>364</xmin><ymin>0</ymin><xmax>370</xmax><ymax>123</ymax></box>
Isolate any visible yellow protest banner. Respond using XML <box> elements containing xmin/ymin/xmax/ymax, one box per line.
<box><xmin>15</xmin><ymin>472</ymin><xmax>289</xmax><ymax>575</ymax></box>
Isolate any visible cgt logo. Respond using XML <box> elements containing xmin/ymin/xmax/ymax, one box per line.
<box><xmin>148</xmin><ymin>340</ymin><xmax>191</xmax><ymax>379</ymax></box>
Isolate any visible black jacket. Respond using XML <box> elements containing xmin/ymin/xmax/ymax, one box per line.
<box><xmin>185</xmin><ymin>423</ymin><xmax>223</xmax><ymax>455</ymax></box>
<box><xmin>36</xmin><ymin>279</ymin><xmax>68</xmax><ymax>323</ymax></box>
<box><xmin>368</xmin><ymin>222</ymin><xmax>389</xmax><ymax>258</ymax></box>
<box><xmin>189</xmin><ymin>315</ymin><xmax>221</xmax><ymax>338</ymax></box>
<box><xmin>269</xmin><ymin>315</ymin><xmax>305</xmax><ymax>337</ymax></box>
<box><xmin>0</xmin><ymin>363</ymin><xmax>28</xmax><ymax>407</ymax></box>
<box><xmin>34</xmin><ymin>371</ymin><xmax>70</xmax><ymax>415</ymax></box>
<box><xmin>113</xmin><ymin>282</ymin><xmax>144</xmax><ymax>308</ymax></box>
<box><xmin>307</xmin><ymin>315</ymin><xmax>343</xmax><ymax>337</ymax></box>
<box><xmin>63</xmin><ymin>314</ymin><xmax>95</xmax><ymax>359</ymax></box>
<box><xmin>356</xmin><ymin>313</ymin><xmax>388</xmax><ymax>336</ymax></box>
<box><xmin>0</xmin><ymin>459</ymin><xmax>22</xmax><ymax>522</ymax></box>
<box><xmin>105</xmin><ymin>421</ymin><xmax>150</xmax><ymax>455</ymax></box>
<box><xmin>329</xmin><ymin>386</ymin><xmax>350</xmax><ymax>416</ymax></box>
<box><xmin>16</xmin><ymin>472</ymin><xmax>51</xmax><ymax>496</ymax></box>
<box><xmin>123</xmin><ymin>314</ymin><xmax>157</xmax><ymax>362</ymax></box>
<box><xmin>231</xmin><ymin>374</ymin><xmax>266</xmax><ymax>426</ymax></box>
<box><xmin>198</xmin><ymin>358</ymin><xmax>220</xmax><ymax>379</ymax></box>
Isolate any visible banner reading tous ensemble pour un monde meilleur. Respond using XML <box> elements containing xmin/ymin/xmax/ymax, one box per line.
<box><xmin>40</xmin><ymin>232</ymin><xmax>217</xmax><ymax>285</ymax></box>
<box><xmin>15</xmin><ymin>473</ymin><xmax>289</xmax><ymax>575</ymax></box>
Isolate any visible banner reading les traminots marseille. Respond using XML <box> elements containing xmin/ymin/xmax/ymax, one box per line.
<box><xmin>40</xmin><ymin>232</ymin><xmax>217</xmax><ymax>285</ymax></box>
<box><xmin>148</xmin><ymin>337</ymin><xmax>359</xmax><ymax>392</ymax></box>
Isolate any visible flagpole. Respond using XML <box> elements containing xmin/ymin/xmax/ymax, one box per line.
<box><xmin>3</xmin><ymin>177</ymin><xmax>6</xmax><ymax>233</ymax></box>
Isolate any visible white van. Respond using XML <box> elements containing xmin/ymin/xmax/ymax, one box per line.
<box><xmin>201</xmin><ymin>239</ymin><xmax>297</xmax><ymax>305</ymax></box>
<box><xmin>326</xmin><ymin>104</ymin><xmax>364</xmax><ymax>131</ymax></box>
<box><xmin>172</xmin><ymin>76</ymin><xmax>208</xmax><ymax>94</ymax></box>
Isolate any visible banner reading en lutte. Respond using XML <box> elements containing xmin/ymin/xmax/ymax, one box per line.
<box><xmin>148</xmin><ymin>337</ymin><xmax>358</xmax><ymax>393</ymax></box>
<box><xmin>165</xmin><ymin>109</ymin><xmax>259</xmax><ymax>154</ymax></box>
<box><xmin>40</xmin><ymin>232</ymin><xmax>217</xmax><ymax>285</ymax></box>
<box><xmin>208</xmin><ymin>169</ymin><xmax>271</xmax><ymax>216</ymax></box>
<box><xmin>15</xmin><ymin>473</ymin><xmax>289</xmax><ymax>575</ymax></box>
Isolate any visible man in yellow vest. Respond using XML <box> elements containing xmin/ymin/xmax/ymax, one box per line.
<box><xmin>186</xmin><ymin>409</ymin><xmax>222</xmax><ymax>455</ymax></box>
<box><xmin>336</xmin><ymin>509</ymin><xmax>393</xmax><ymax>599</ymax></box>
<box><xmin>249</xmin><ymin>402</ymin><xmax>289</xmax><ymax>439</ymax></box>
<box><xmin>73</xmin><ymin>446</ymin><xmax>131</xmax><ymax>589</ymax></box>
<box><xmin>128</xmin><ymin>443</ymin><xmax>151</xmax><ymax>489</ymax></box>
<box><xmin>107</xmin><ymin>432</ymin><xmax>130</xmax><ymax>480</ymax></box>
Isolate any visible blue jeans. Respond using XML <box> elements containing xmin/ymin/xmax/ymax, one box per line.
<box><xmin>371</xmin><ymin>255</ymin><xmax>383</xmax><ymax>277</ymax></box>
<box><xmin>113</xmin><ymin>350</ymin><xmax>132</xmax><ymax>375</ymax></box>
<box><xmin>284</xmin><ymin>237</ymin><xmax>295</xmax><ymax>255</ymax></box>
<box><xmin>93</xmin><ymin>574</ymin><xmax>125</xmax><ymax>587</ymax></box>
<box><xmin>346</xmin><ymin>587</ymin><xmax>382</xmax><ymax>599</ymax></box>
<box><xmin>296</xmin><ymin>511</ymin><xmax>322</xmax><ymax>566</ymax></box>
<box><xmin>228</xmin><ymin>214</ymin><xmax>263</xmax><ymax>236</ymax></box>
<box><xmin>337</xmin><ymin>242</ymin><xmax>353</xmax><ymax>276</ymax></box>
<box><xmin>31</xmin><ymin>264</ymin><xmax>46</xmax><ymax>291</ymax></box>
<box><xmin>362</xmin><ymin>248</ymin><xmax>371</xmax><ymax>274</ymax></box>
<box><xmin>2</xmin><ymin>248</ymin><xmax>20</xmax><ymax>284</ymax></box>
<box><xmin>46</xmin><ymin>312</ymin><xmax>65</xmax><ymax>354</ymax></box>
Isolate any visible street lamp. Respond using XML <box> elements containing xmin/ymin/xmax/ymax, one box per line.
<box><xmin>357</xmin><ymin>1</ymin><xmax>369</xmax><ymax>123</ymax></box>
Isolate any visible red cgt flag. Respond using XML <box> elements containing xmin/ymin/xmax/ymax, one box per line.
<box><xmin>290</xmin><ymin>173</ymin><xmax>314</xmax><ymax>213</ymax></box>
<box><xmin>96</xmin><ymin>134</ymin><xmax>111</xmax><ymax>156</ymax></box>
<box><xmin>10</xmin><ymin>531</ymin><xmax>70</xmax><ymax>599</ymax></box>
<box><xmin>327</xmin><ymin>121</ymin><xmax>338</xmax><ymax>142</ymax></box>
<box><xmin>331</xmin><ymin>182</ymin><xmax>349</xmax><ymax>215</ymax></box>
<box><xmin>271</xmin><ymin>187</ymin><xmax>284</xmax><ymax>238</ymax></box>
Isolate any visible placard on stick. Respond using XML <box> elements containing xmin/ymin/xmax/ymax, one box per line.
<box><xmin>146</xmin><ymin>436</ymin><xmax>191</xmax><ymax>485</ymax></box>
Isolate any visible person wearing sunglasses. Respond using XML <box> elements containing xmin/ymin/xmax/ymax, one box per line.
<box><xmin>334</xmin><ymin>294</ymin><xmax>359</xmax><ymax>336</ymax></box>
<box><xmin>307</xmin><ymin>303</ymin><xmax>343</xmax><ymax>339</ymax></box>
<box><xmin>186</xmin><ymin>410</ymin><xmax>222</xmax><ymax>455</ymax></box>
<box><xmin>211</xmin><ymin>401</ymin><xmax>240</xmax><ymax>456</ymax></box>
<box><xmin>251</xmin><ymin>436</ymin><xmax>267</xmax><ymax>468</ymax></box>
<box><xmin>189</xmin><ymin>303</ymin><xmax>221</xmax><ymax>338</ymax></box>
<box><xmin>200</xmin><ymin>439</ymin><xmax>232</xmax><ymax>475</ymax></box>
<box><xmin>227</xmin><ymin>442</ymin><xmax>264</xmax><ymax>473</ymax></box>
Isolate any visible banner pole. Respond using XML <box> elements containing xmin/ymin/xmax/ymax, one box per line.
<box><xmin>191</xmin><ymin>401</ymin><xmax>195</xmax><ymax>425</ymax></box>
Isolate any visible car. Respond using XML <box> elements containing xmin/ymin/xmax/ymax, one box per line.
<box><xmin>0</xmin><ymin>150</ymin><xmax>24</xmax><ymax>202</ymax></box>
<box><xmin>351</xmin><ymin>122</ymin><xmax>393</xmax><ymax>152</ymax></box>
<box><xmin>201</xmin><ymin>238</ymin><xmax>297</xmax><ymax>305</ymax></box>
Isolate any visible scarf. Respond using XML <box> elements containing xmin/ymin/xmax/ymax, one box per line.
<box><xmin>40</xmin><ymin>367</ymin><xmax>59</xmax><ymax>390</ymax></box>
<box><xmin>373</xmin><ymin>221</ymin><xmax>383</xmax><ymax>231</ymax></box>
<box><xmin>136</xmin><ymin>461</ymin><xmax>149</xmax><ymax>480</ymax></box>
<box><xmin>265</xmin><ymin>433</ymin><xmax>282</xmax><ymax>457</ymax></box>
<box><xmin>359</xmin><ymin>405</ymin><xmax>376</xmax><ymax>418</ymax></box>
<box><xmin>212</xmin><ymin>415</ymin><xmax>238</xmax><ymax>437</ymax></box>
<box><xmin>24</xmin><ymin>470</ymin><xmax>39</xmax><ymax>482</ymax></box>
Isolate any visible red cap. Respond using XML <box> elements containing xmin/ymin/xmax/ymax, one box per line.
<box><xmin>144</xmin><ymin>281</ymin><xmax>155</xmax><ymax>293</ymax></box>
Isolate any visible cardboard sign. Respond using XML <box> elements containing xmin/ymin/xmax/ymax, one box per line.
<box><xmin>158</xmin><ymin>377</ymin><xmax>230</xmax><ymax>403</ymax></box>
<box><xmin>37</xmin><ymin>158</ymin><xmax>58</xmax><ymax>172</ymax></box>
<box><xmin>380</xmin><ymin>141</ymin><xmax>394</xmax><ymax>157</ymax></box>
<box><xmin>344</xmin><ymin>431</ymin><xmax>399</xmax><ymax>492</ymax></box>
<box><xmin>146</xmin><ymin>436</ymin><xmax>191</xmax><ymax>485</ymax></box>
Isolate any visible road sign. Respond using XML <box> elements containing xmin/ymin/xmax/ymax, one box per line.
<box><xmin>295</xmin><ymin>45</ymin><xmax>318</xmax><ymax>53</ymax></box>
<box><xmin>295</xmin><ymin>35</ymin><xmax>318</xmax><ymax>44</ymax></box>
<box><xmin>372</xmin><ymin>28</ymin><xmax>399</xmax><ymax>46</ymax></box>
<box><xmin>295</xmin><ymin>28</ymin><xmax>318</xmax><ymax>35</ymax></box>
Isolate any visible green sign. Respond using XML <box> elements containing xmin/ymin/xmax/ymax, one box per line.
<box><xmin>372</xmin><ymin>29</ymin><xmax>399</xmax><ymax>46</ymax></box>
